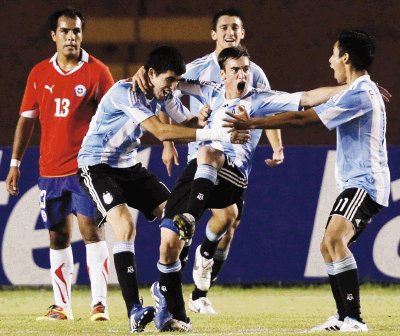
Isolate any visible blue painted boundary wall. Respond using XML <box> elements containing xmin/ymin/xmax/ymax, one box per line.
<box><xmin>0</xmin><ymin>145</ymin><xmax>399</xmax><ymax>285</ymax></box>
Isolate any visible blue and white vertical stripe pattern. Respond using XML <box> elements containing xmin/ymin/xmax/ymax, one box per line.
<box><xmin>314</xmin><ymin>75</ymin><xmax>390</xmax><ymax>206</ymax></box>
<box><xmin>181</xmin><ymin>52</ymin><xmax>271</xmax><ymax>160</ymax></box>
<box><xmin>78</xmin><ymin>80</ymin><xmax>189</xmax><ymax>168</ymax></box>
<box><xmin>177</xmin><ymin>79</ymin><xmax>302</xmax><ymax>178</ymax></box>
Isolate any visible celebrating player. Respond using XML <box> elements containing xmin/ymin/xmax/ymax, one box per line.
<box><xmin>5</xmin><ymin>7</ymin><xmax>114</xmax><ymax>321</ymax></box>
<box><xmin>135</xmin><ymin>8</ymin><xmax>283</xmax><ymax>314</ymax></box>
<box><xmin>150</xmin><ymin>46</ymin><xmax>345</xmax><ymax>332</ymax></box>
<box><xmin>224</xmin><ymin>30</ymin><xmax>389</xmax><ymax>332</ymax></box>
<box><xmin>77</xmin><ymin>45</ymin><xmax>247</xmax><ymax>333</ymax></box>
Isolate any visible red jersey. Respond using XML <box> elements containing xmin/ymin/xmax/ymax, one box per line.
<box><xmin>20</xmin><ymin>49</ymin><xmax>114</xmax><ymax>177</ymax></box>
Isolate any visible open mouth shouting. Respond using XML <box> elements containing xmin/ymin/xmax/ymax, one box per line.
<box><xmin>237</xmin><ymin>81</ymin><xmax>246</xmax><ymax>92</ymax></box>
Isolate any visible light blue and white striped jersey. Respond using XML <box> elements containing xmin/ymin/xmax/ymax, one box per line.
<box><xmin>182</xmin><ymin>52</ymin><xmax>270</xmax><ymax>160</ymax></box>
<box><xmin>314</xmin><ymin>75</ymin><xmax>390</xmax><ymax>206</ymax></box>
<box><xmin>78</xmin><ymin>80</ymin><xmax>190</xmax><ymax>168</ymax></box>
<box><xmin>178</xmin><ymin>79</ymin><xmax>302</xmax><ymax>178</ymax></box>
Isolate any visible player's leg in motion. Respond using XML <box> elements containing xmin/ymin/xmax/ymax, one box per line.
<box><xmin>152</xmin><ymin>225</ymin><xmax>192</xmax><ymax>332</ymax></box>
<box><xmin>311</xmin><ymin>189</ymin><xmax>382</xmax><ymax>332</ymax></box>
<box><xmin>77</xmin><ymin>214</ymin><xmax>110</xmax><ymax>321</ymax></box>
<box><xmin>173</xmin><ymin>147</ymin><xmax>225</xmax><ymax>239</ymax></box>
<box><xmin>189</xmin><ymin>205</ymin><xmax>238</xmax><ymax>314</ymax></box>
<box><xmin>107</xmin><ymin>206</ymin><xmax>155</xmax><ymax>332</ymax></box>
<box><xmin>36</xmin><ymin>216</ymin><xmax>75</xmax><ymax>321</ymax></box>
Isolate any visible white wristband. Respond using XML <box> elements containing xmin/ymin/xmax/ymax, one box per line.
<box><xmin>195</xmin><ymin>128</ymin><xmax>231</xmax><ymax>143</ymax></box>
<box><xmin>10</xmin><ymin>159</ymin><xmax>21</xmax><ymax>167</ymax></box>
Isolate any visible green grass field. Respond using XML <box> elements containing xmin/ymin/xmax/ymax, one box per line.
<box><xmin>0</xmin><ymin>284</ymin><xmax>399</xmax><ymax>335</ymax></box>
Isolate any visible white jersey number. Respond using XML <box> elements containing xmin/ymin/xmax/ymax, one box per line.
<box><xmin>54</xmin><ymin>98</ymin><xmax>70</xmax><ymax>117</ymax></box>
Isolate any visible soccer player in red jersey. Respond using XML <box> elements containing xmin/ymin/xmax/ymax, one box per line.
<box><xmin>5</xmin><ymin>7</ymin><xmax>114</xmax><ymax>321</ymax></box>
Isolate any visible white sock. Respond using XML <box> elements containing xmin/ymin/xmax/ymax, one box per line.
<box><xmin>50</xmin><ymin>246</ymin><xmax>74</xmax><ymax>312</ymax></box>
<box><xmin>86</xmin><ymin>241</ymin><xmax>109</xmax><ymax>308</ymax></box>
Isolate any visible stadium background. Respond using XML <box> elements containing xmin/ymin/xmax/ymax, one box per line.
<box><xmin>0</xmin><ymin>0</ymin><xmax>399</xmax><ymax>285</ymax></box>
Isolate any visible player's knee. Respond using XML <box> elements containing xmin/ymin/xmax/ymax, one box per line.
<box><xmin>322</xmin><ymin>233</ymin><xmax>343</xmax><ymax>253</ymax></box>
<box><xmin>49</xmin><ymin>231</ymin><xmax>71</xmax><ymax>249</ymax></box>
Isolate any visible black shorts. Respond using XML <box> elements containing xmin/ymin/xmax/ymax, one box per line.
<box><xmin>164</xmin><ymin>155</ymin><xmax>247</xmax><ymax>219</ymax></box>
<box><xmin>326</xmin><ymin>188</ymin><xmax>383</xmax><ymax>243</ymax></box>
<box><xmin>78</xmin><ymin>163</ymin><xmax>170</xmax><ymax>225</ymax></box>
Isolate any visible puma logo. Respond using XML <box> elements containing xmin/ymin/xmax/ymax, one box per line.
<box><xmin>44</xmin><ymin>85</ymin><xmax>55</xmax><ymax>94</ymax></box>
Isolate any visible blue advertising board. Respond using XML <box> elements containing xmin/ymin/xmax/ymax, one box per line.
<box><xmin>0</xmin><ymin>145</ymin><xmax>399</xmax><ymax>285</ymax></box>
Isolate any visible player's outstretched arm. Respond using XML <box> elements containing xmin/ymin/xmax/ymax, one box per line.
<box><xmin>141</xmin><ymin>115</ymin><xmax>250</xmax><ymax>144</ymax></box>
<box><xmin>6</xmin><ymin>116</ymin><xmax>36</xmax><ymax>196</ymax></box>
<box><xmin>300</xmin><ymin>85</ymin><xmax>348</xmax><ymax>107</ymax></box>
<box><xmin>224</xmin><ymin>108</ymin><xmax>321</xmax><ymax>130</ymax></box>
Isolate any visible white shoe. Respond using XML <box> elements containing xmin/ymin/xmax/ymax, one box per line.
<box><xmin>308</xmin><ymin>314</ymin><xmax>343</xmax><ymax>332</ymax></box>
<box><xmin>192</xmin><ymin>245</ymin><xmax>214</xmax><ymax>291</ymax></box>
<box><xmin>188</xmin><ymin>295</ymin><xmax>216</xmax><ymax>314</ymax></box>
<box><xmin>339</xmin><ymin>317</ymin><xmax>368</xmax><ymax>332</ymax></box>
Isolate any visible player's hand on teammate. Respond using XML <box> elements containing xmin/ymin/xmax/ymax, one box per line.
<box><xmin>162</xmin><ymin>142</ymin><xmax>179</xmax><ymax>176</ymax></box>
<box><xmin>376</xmin><ymin>84</ymin><xmax>392</xmax><ymax>103</ymax></box>
<box><xmin>130</xmin><ymin>66</ymin><xmax>153</xmax><ymax>94</ymax></box>
<box><xmin>198</xmin><ymin>105</ymin><xmax>211</xmax><ymax>127</ymax></box>
<box><xmin>265</xmin><ymin>146</ymin><xmax>284</xmax><ymax>167</ymax></box>
<box><xmin>6</xmin><ymin>167</ymin><xmax>20</xmax><ymax>196</ymax></box>
<box><xmin>223</xmin><ymin>105</ymin><xmax>251</xmax><ymax>130</ymax></box>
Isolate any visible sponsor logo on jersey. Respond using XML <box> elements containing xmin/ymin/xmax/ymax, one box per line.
<box><xmin>44</xmin><ymin>84</ymin><xmax>54</xmax><ymax>94</ymax></box>
<box><xmin>74</xmin><ymin>84</ymin><xmax>87</xmax><ymax>97</ymax></box>
<box><xmin>103</xmin><ymin>191</ymin><xmax>113</xmax><ymax>205</ymax></box>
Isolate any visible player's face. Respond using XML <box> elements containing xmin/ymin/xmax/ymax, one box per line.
<box><xmin>212</xmin><ymin>16</ymin><xmax>245</xmax><ymax>54</ymax></box>
<box><xmin>221</xmin><ymin>56</ymin><xmax>250</xmax><ymax>99</ymax></box>
<box><xmin>148</xmin><ymin>69</ymin><xmax>181</xmax><ymax>100</ymax></box>
<box><xmin>51</xmin><ymin>15</ymin><xmax>83</xmax><ymax>60</ymax></box>
<box><xmin>329</xmin><ymin>41</ymin><xmax>347</xmax><ymax>84</ymax></box>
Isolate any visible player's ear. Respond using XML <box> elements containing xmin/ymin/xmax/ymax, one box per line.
<box><xmin>342</xmin><ymin>52</ymin><xmax>350</xmax><ymax>65</ymax></box>
<box><xmin>241</xmin><ymin>27</ymin><xmax>245</xmax><ymax>39</ymax></box>
<box><xmin>148</xmin><ymin>68</ymin><xmax>156</xmax><ymax>80</ymax></box>
<box><xmin>220</xmin><ymin>69</ymin><xmax>226</xmax><ymax>80</ymax></box>
<box><xmin>50</xmin><ymin>30</ymin><xmax>56</xmax><ymax>42</ymax></box>
<box><xmin>211</xmin><ymin>30</ymin><xmax>217</xmax><ymax>41</ymax></box>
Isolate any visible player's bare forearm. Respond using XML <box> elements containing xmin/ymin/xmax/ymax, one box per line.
<box><xmin>301</xmin><ymin>85</ymin><xmax>348</xmax><ymax>107</ymax></box>
<box><xmin>11</xmin><ymin>116</ymin><xmax>36</xmax><ymax>160</ymax></box>
<box><xmin>265</xmin><ymin>129</ymin><xmax>284</xmax><ymax>167</ymax></box>
<box><xmin>224</xmin><ymin>109</ymin><xmax>321</xmax><ymax>130</ymax></box>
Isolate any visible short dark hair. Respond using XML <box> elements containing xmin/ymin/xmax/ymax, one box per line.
<box><xmin>212</xmin><ymin>8</ymin><xmax>243</xmax><ymax>31</ymax></box>
<box><xmin>144</xmin><ymin>45</ymin><xmax>186</xmax><ymax>76</ymax></box>
<box><xmin>48</xmin><ymin>7</ymin><xmax>85</xmax><ymax>32</ymax></box>
<box><xmin>337</xmin><ymin>30</ymin><xmax>375</xmax><ymax>72</ymax></box>
<box><xmin>218</xmin><ymin>46</ymin><xmax>250</xmax><ymax>70</ymax></box>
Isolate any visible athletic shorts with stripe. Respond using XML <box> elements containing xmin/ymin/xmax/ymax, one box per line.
<box><xmin>78</xmin><ymin>163</ymin><xmax>170</xmax><ymax>226</ymax></box>
<box><xmin>164</xmin><ymin>154</ymin><xmax>248</xmax><ymax>220</ymax></box>
<box><xmin>326</xmin><ymin>188</ymin><xmax>383</xmax><ymax>243</ymax></box>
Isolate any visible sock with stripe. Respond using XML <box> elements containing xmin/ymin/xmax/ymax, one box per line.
<box><xmin>333</xmin><ymin>254</ymin><xmax>362</xmax><ymax>322</ymax></box>
<box><xmin>158</xmin><ymin>261</ymin><xmax>187</xmax><ymax>322</ymax></box>
<box><xmin>186</xmin><ymin>164</ymin><xmax>217</xmax><ymax>220</ymax></box>
<box><xmin>326</xmin><ymin>262</ymin><xmax>346</xmax><ymax>321</ymax></box>
<box><xmin>113</xmin><ymin>242</ymin><xmax>140</xmax><ymax>316</ymax></box>
<box><xmin>50</xmin><ymin>246</ymin><xmax>74</xmax><ymax>313</ymax></box>
<box><xmin>86</xmin><ymin>241</ymin><xmax>109</xmax><ymax>308</ymax></box>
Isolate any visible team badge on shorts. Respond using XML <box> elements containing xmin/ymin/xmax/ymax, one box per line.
<box><xmin>41</xmin><ymin>210</ymin><xmax>47</xmax><ymax>222</ymax></box>
<box><xmin>103</xmin><ymin>191</ymin><xmax>113</xmax><ymax>205</ymax></box>
<box><xmin>74</xmin><ymin>84</ymin><xmax>87</xmax><ymax>97</ymax></box>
